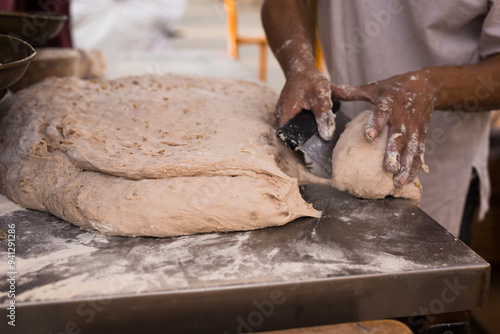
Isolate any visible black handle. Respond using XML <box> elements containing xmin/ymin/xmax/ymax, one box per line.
<box><xmin>275</xmin><ymin>98</ymin><xmax>341</xmax><ymax>151</ymax></box>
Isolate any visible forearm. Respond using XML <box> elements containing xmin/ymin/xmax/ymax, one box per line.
<box><xmin>422</xmin><ymin>54</ymin><xmax>500</xmax><ymax>112</ymax></box>
<box><xmin>261</xmin><ymin>0</ymin><xmax>317</xmax><ymax>78</ymax></box>
<box><xmin>332</xmin><ymin>53</ymin><xmax>500</xmax><ymax>187</ymax></box>
<box><xmin>262</xmin><ymin>1</ymin><xmax>335</xmax><ymax>139</ymax></box>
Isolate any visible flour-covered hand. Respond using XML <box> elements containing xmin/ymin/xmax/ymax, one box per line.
<box><xmin>331</xmin><ymin>70</ymin><xmax>439</xmax><ymax>187</ymax></box>
<box><xmin>275</xmin><ymin>69</ymin><xmax>335</xmax><ymax>141</ymax></box>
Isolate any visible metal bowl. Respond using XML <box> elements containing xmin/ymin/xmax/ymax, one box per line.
<box><xmin>0</xmin><ymin>34</ymin><xmax>36</xmax><ymax>91</ymax></box>
<box><xmin>0</xmin><ymin>11</ymin><xmax>67</xmax><ymax>46</ymax></box>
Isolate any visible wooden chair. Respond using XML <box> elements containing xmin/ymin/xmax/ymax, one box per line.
<box><xmin>223</xmin><ymin>0</ymin><xmax>268</xmax><ymax>82</ymax></box>
<box><xmin>223</xmin><ymin>0</ymin><xmax>325</xmax><ymax>82</ymax></box>
<box><xmin>308</xmin><ymin>0</ymin><xmax>325</xmax><ymax>73</ymax></box>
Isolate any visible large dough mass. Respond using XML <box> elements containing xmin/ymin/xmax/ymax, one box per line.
<box><xmin>331</xmin><ymin>110</ymin><xmax>422</xmax><ymax>203</ymax></box>
<box><xmin>0</xmin><ymin>75</ymin><xmax>321</xmax><ymax>237</ymax></box>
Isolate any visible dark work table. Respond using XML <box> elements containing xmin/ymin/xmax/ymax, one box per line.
<box><xmin>0</xmin><ymin>184</ymin><xmax>490</xmax><ymax>333</ymax></box>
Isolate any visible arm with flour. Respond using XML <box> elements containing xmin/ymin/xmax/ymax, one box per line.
<box><xmin>261</xmin><ymin>0</ymin><xmax>335</xmax><ymax>141</ymax></box>
<box><xmin>331</xmin><ymin>53</ymin><xmax>500</xmax><ymax>188</ymax></box>
<box><xmin>263</xmin><ymin>0</ymin><xmax>500</xmax><ymax>189</ymax></box>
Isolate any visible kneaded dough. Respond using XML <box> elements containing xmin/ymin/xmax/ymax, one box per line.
<box><xmin>0</xmin><ymin>75</ymin><xmax>321</xmax><ymax>237</ymax></box>
<box><xmin>331</xmin><ymin>110</ymin><xmax>422</xmax><ymax>203</ymax></box>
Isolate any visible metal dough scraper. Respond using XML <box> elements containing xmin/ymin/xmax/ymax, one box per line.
<box><xmin>276</xmin><ymin>98</ymin><xmax>350</xmax><ymax>176</ymax></box>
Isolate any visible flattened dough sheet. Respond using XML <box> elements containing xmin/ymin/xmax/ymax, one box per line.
<box><xmin>0</xmin><ymin>75</ymin><xmax>321</xmax><ymax>237</ymax></box>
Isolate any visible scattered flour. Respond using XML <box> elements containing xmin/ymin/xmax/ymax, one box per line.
<box><xmin>0</xmin><ymin>194</ymin><xmax>24</xmax><ymax>216</ymax></box>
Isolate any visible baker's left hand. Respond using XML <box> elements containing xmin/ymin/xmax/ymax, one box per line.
<box><xmin>331</xmin><ymin>70</ymin><xmax>439</xmax><ymax>187</ymax></box>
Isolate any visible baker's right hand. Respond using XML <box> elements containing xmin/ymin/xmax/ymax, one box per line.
<box><xmin>274</xmin><ymin>69</ymin><xmax>336</xmax><ymax>141</ymax></box>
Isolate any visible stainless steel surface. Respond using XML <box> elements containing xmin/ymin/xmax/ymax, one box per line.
<box><xmin>0</xmin><ymin>184</ymin><xmax>490</xmax><ymax>333</ymax></box>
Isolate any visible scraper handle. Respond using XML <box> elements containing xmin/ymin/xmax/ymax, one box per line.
<box><xmin>275</xmin><ymin>98</ymin><xmax>341</xmax><ymax>151</ymax></box>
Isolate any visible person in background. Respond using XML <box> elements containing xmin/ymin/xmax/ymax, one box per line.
<box><xmin>262</xmin><ymin>0</ymin><xmax>500</xmax><ymax>242</ymax></box>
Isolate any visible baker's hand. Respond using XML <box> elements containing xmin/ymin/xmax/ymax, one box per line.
<box><xmin>331</xmin><ymin>70</ymin><xmax>439</xmax><ymax>187</ymax></box>
<box><xmin>275</xmin><ymin>69</ymin><xmax>336</xmax><ymax>141</ymax></box>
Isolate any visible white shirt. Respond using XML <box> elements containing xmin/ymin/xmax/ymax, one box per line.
<box><xmin>317</xmin><ymin>0</ymin><xmax>500</xmax><ymax>236</ymax></box>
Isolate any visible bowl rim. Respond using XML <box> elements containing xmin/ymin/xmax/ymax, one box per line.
<box><xmin>0</xmin><ymin>11</ymin><xmax>68</xmax><ymax>22</ymax></box>
<box><xmin>0</xmin><ymin>34</ymin><xmax>37</xmax><ymax>70</ymax></box>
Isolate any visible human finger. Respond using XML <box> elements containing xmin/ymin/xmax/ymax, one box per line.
<box><xmin>309</xmin><ymin>86</ymin><xmax>335</xmax><ymax>141</ymax></box>
<box><xmin>394</xmin><ymin>127</ymin><xmax>419</xmax><ymax>188</ymax></box>
<box><xmin>364</xmin><ymin>96</ymin><xmax>394</xmax><ymax>142</ymax></box>
<box><xmin>384</xmin><ymin>121</ymin><xmax>406</xmax><ymax>175</ymax></box>
<box><xmin>407</xmin><ymin>141</ymin><xmax>426</xmax><ymax>183</ymax></box>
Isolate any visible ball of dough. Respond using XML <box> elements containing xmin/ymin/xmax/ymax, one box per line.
<box><xmin>331</xmin><ymin>110</ymin><xmax>422</xmax><ymax>203</ymax></box>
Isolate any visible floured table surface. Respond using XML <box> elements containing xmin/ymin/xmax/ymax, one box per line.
<box><xmin>0</xmin><ymin>184</ymin><xmax>489</xmax><ymax>334</ymax></box>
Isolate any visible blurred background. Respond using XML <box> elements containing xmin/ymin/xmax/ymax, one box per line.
<box><xmin>71</xmin><ymin>0</ymin><xmax>286</xmax><ymax>92</ymax></box>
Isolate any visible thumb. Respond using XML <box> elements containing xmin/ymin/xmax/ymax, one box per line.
<box><xmin>315</xmin><ymin>110</ymin><xmax>336</xmax><ymax>141</ymax></box>
<box><xmin>309</xmin><ymin>92</ymin><xmax>335</xmax><ymax>141</ymax></box>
